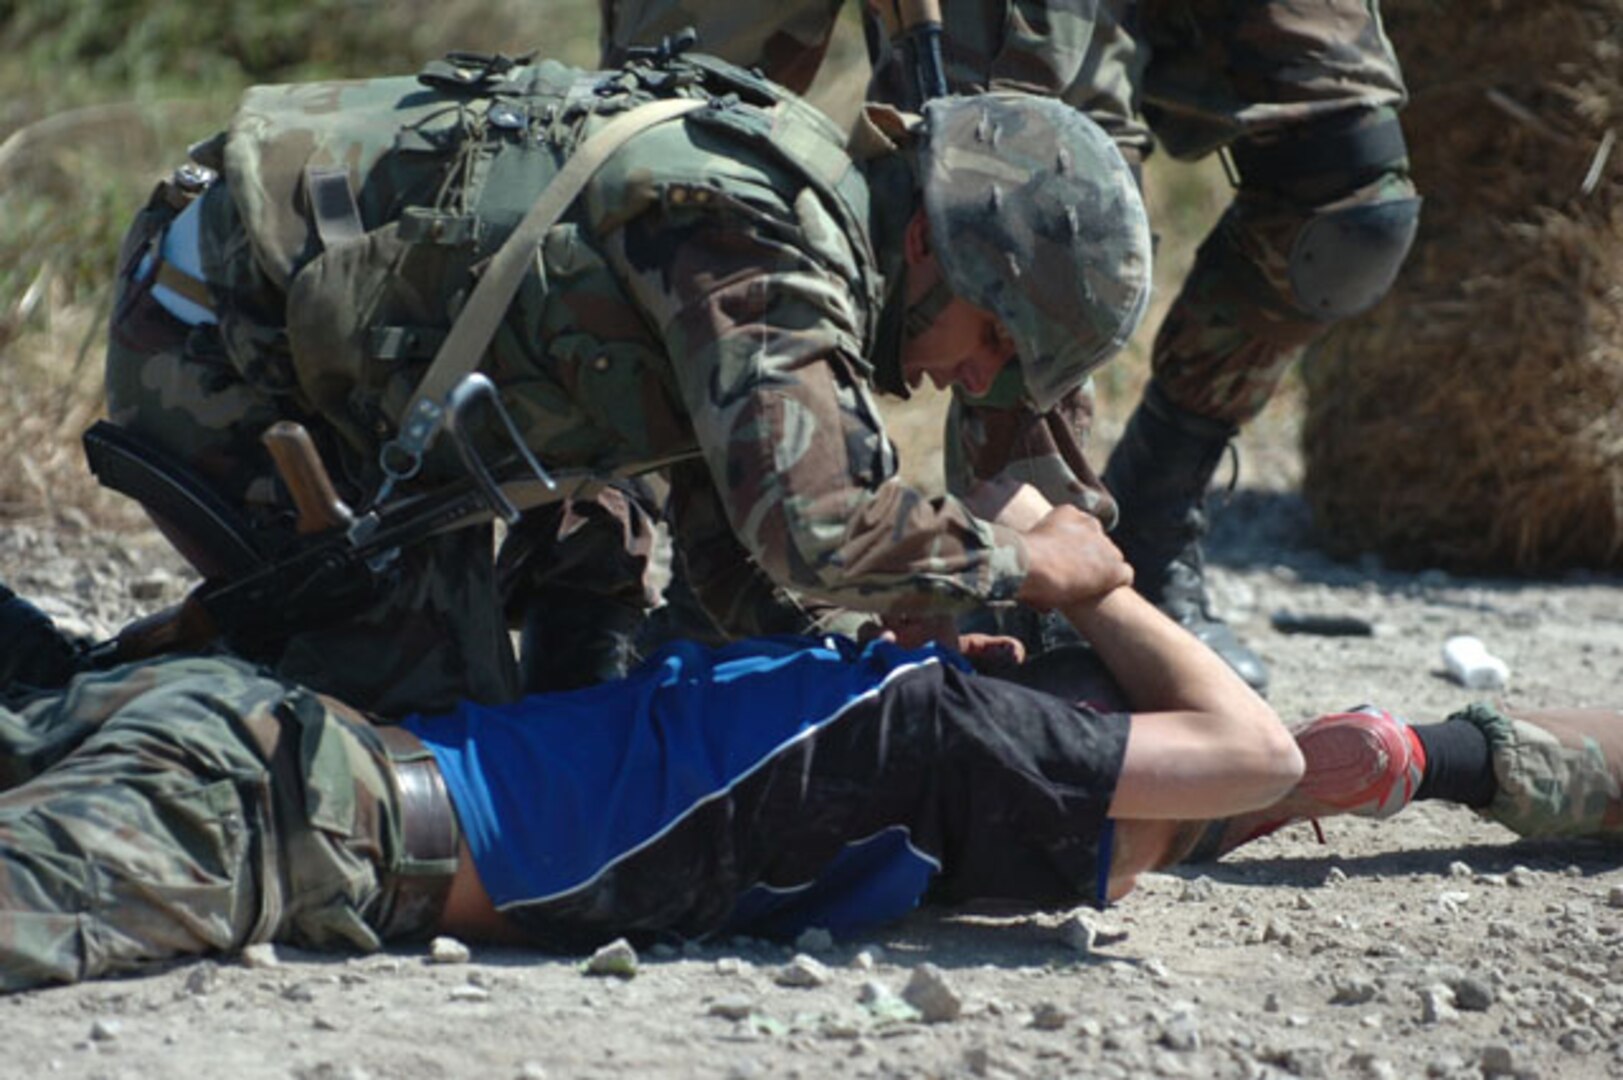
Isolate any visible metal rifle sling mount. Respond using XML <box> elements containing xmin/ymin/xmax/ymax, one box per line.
<box><xmin>442</xmin><ymin>372</ymin><xmax>557</xmax><ymax>524</ymax></box>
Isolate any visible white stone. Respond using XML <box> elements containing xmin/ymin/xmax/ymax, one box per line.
<box><xmin>584</xmin><ymin>938</ymin><xmax>638</xmax><ymax>978</ymax></box>
<box><xmin>429</xmin><ymin>936</ymin><xmax>472</xmax><ymax>965</ymax></box>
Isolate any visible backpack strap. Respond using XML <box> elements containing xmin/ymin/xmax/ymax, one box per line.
<box><xmin>385</xmin><ymin>95</ymin><xmax>708</xmax><ymax>479</ymax></box>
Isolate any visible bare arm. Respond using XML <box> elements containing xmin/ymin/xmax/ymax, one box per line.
<box><xmin>968</xmin><ymin>480</ymin><xmax>1301</xmax><ymax>821</ymax></box>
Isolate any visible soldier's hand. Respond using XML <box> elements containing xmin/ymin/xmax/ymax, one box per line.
<box><xmin>1014</xmin><ymin>505</ymin><xmax>1133</xmax><ymax>612</ymax></box>
<box><xmin>878</xmin><ymin>611</ymin><xmax>960</xmax><ymax>650</ymax></box>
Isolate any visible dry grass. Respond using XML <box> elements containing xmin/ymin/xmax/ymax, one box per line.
<box><xmin>1303</xmin><ymin>0</ymin><xmax>1623</xmax><ymax>572</ymax></box>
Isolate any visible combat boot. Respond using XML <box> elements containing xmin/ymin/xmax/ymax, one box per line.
<box><xmin>518</xmin><ymin>588</ymin><xmax>643</xmax><ymax>694</ymax></box>
<box><xmin>1102</xmin><ymin>380</ymin><xmax>1269</xmax><ymax>691</ymax></box>
<box><xmin>0</xmin><ymin>583</ymin><xmax>83</xmax><ymax>691</ymax></box>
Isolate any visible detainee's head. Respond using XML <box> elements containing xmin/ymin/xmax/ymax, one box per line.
<box><xmin>901</xmin><ymin>92</ymin><xmax>1152</xmax><ymax>412</ymax></box>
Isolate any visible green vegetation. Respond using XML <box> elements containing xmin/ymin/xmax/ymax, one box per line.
<box><xmin>0</xmin><ymin>0</ymin><xmax>600</xmax><ymax>517</ymax></box>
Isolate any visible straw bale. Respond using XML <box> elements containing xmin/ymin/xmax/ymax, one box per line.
<box><xmin>1302</xmin><ymin>0</ymin><xmax>1623</xmax><ymax>572</ymax></box>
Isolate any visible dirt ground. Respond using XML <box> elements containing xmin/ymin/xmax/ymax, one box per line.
<box><xmin>3</xmin><ymin>404</ymin><xmax>1623</xmax><ymax>1080</ymax></box>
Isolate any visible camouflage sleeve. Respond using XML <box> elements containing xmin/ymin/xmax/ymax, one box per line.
<box><xmin>666</xmin><ymin>458</ymin><xmax>881</xmax><ymax>639</ymax></box>
<box><xmin>605</xmin><ymin>197</ymin><xmax>1028</xmax><ymax>616</ymax></box>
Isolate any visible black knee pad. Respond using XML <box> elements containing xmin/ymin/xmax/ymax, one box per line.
<box><xmin>1288</xmin><ymin>192</ymin><xmax>1421</xmax><ymax>319</ymax></box>
<box><xmin>1232</xmin><ymin>108</ymin><xmax>1421</xmax><ymax>318</ymax></box>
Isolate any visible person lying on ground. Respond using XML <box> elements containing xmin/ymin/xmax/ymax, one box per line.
<box><xmin>0</xmin><ymin>503</ymin><xmax>1297</xmax><ymax>991</ymax></box>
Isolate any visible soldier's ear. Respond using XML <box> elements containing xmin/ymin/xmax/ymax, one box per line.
<box><xmin>903</xmin><ymin>208</ymin><xmax>933</xmax><ymax>267</ymax></box>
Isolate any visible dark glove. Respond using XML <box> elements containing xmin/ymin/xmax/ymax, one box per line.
<box><xmin>0</xmin><ymin>583</ymin><xmax>83</xmax><ymax>691</ymax></box>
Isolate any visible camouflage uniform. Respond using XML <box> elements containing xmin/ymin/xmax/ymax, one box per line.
<box><xmin>0</xmin><ymin>657</ymin><xmax>421</xmax><ymax>992</ymax></box>
<box><xmin>1459</xmin><ymin>703</ymin><xmax>1623</xmax><ymax>840</ymax></box>
<box><xmin>105</xmin><ymin>54</ymin><xmax>1146</xmax><ymax>713</ymax></box>
<box><xmin>602</xmin><ymin>1</ymin><xmax>1421</xmax><ymax>688</ymax></box>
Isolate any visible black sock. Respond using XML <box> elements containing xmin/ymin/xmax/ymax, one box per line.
<box><xmin>1413</xmin><ymin>718</ymin><xmax>1497</xmax><ymax>808</ymax></box>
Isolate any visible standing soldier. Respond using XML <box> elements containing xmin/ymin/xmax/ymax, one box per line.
<box><xmin>100</xmin><ymin>45</ymin><xmax>1152</xmax><ymax>715</ymax></box>
<box><xmin>602</xmin><ymin>1</ymin><xmax>1422</xmax><ymax>692</ymax></box>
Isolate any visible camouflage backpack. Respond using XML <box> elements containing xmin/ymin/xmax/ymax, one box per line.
<box><xmin>208</xmin><ymin>49</ymin><xmax>881</xmax><ymax>475</ymax></box>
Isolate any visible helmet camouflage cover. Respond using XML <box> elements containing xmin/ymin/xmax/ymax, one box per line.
<box><xmin>920</xmin><ymin>92</ymin><xmax>1152</xmax><ymax>413</ymax></box>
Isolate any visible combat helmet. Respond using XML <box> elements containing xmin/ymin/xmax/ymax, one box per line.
<box><xmin>918</xmin><ymin>92</ymin><xmax>1152</xmax><ymax>413</ymax></box>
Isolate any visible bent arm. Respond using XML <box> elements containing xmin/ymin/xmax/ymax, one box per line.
<box><xmin>968</xmin><ymin>479</ymin><xmax>1300</xmax><ymax>821</ymax></box>
<box><xmin>610</xmin><ymin>196</ymin><xmax>1030</xmax><ymax>620</ymax></box>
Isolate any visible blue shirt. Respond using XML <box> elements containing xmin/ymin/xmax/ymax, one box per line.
<box><xmin>403</xmin><ymin>636</ymin><xmax>968</xmax><ymax>936</ymax></box>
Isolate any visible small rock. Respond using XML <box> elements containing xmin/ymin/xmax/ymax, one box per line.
<box><xmin>1331</xmin><ymin>978</ymin><xmax>1379</xmax><ymax>1006</ymax></box>
<box><xmin>1263</xmin><ymin>918</ymin><xmax>1297</xmax><ymax>947</ymax></box>
<box><xmin>1159</xmin><ymin>1015</ymin><xmax>1201</xmax><ymax>1052</ymax></box>
<box><xmin>708</xmin><ymin>997</ymin><xmax>757</xmax><ymax>1021</ymax></box>
<box><xmin>183</xmin><ymin>963</ymin><xmax>220</xmax><ymax>996</ymax></box>
<box><xmin>584</xmin><ymin>938</ymin><xmax>638</xmax><ymax>979</ymax></box>
<box><xmin>1478</xmin><ymin>1043</ymin><xmax>1525</xmax><ymax>1078</ymax></box>
<box><xmin>282</xmin><ymin>982</ymin><xmax>317</xmax><ymax>1003</ymax></box>
<box><xmin>1059</xmin><ymin>912</ymin><xmax>1127</xmax><ymax>953</ymax></box>
<box><xmin>1325</xmin><ymin>866</ymin><xmax>1349</xmax><ymax>886</ymax></box>
<box><xmin>794</xmin><ymin>927</ymin><xmax>835</xmax><ymax>954</ymax></box>
<box><xmin>1178</xmin><ymin>877</ymin><xmax>1216</xmax><ymax>902</ymax></box>
<box><xmin>1059</xmin><ymin>913</ymin><xmax>1097</xmax><ymax>953</ymax></box>
<box><xmin>776</xmin><ymin>954</ymin><xmax>831</xmax><ymax>988</ymax></box>
<box><xmin>714</xmin><ymin>957</ymin><xmax>747</xmax><ymax>976</ymax></box>
<box><xmin>1447</xmin><ymin>860</ymin><xmax>1474</xmax><ymax>879</ymax></box>
<box><xmin>1419</xmin><ymin>985</ymin><xmax>1458</xmax><ymax>1024</ymax></box>
<box><xmin>1425</xmin><ymin>1052</ymin><xmax>1469</xmax><ymax>1077</ymax></box>
<box><xmin>516</xmin><ymin>1063</ymin><xmax>548</xmax><ymax>1080</ymax></box>
<box><xmin>1506</xmin><ymin>866</ymin><xmax>1536</xmax><ymax>888</ymax></box>
<box><xmin>1351</xmin><ymin>1053</ymin><xmax>1399</xmax><ymax>1080</ymax></box>
<box><xmin>1030</xmin><ymin>1002</ymin><xmax>1069</xmax><ymax>1030</ymax></box>
<box><xmin>1263</xmin><ymin>992</ymin><xmax>1281</xmax><ymax>1014</ymax></box>
<box><xmin>313</xmin><ymin>1016</ymin><xmax>342</xmax><ymax>1032</ymax></box>
<box><xmin>89</xmin><ymin>1019</ymin><xmax>122</xmax><ymax>1042</ymax></box>
<box><xmin>128</xmin><ymin>573</ymin><xmax>172</xmax><ymax>602</ymax></box>
<box><xmin>241</xmin><ymin>942</ymin><xmax>280</xmax><ymax>969</ymax></box>
<box><xmin>429</xmin><ymin>936</ymin><xmax>471</xmax><ymax>965</ymax></box>
<box><xmin>902</xmin><ymin>964</ymin><xmax>962</xmax><ymax>1023</ymax></box>
<box><xmin>850</xmin><ymin>950</ymin><xmax>876</xmax><ymax>972</ymax></box>
<box><xmin>1607</xmin><ymin>885</ymin><xmax>1623</xmax><ymax>909</ymax></box>
<box><xmin>1451</xmin><ymin>976</ymin><xmax>1495</xmax><ymax>1012</ymax></box>
<box><xmin>449</xmin><ymin>985</ymin><xmax>491</xmax><ymax>1003</ymax></box>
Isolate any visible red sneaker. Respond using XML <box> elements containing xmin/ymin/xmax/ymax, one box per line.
<box><xmin>1176</xmin><ymin>706</ymin><xmax>1422</xmax><ymax>863</ymax></box>
<box><xmin>1281</xmin><ymin>705</ymin><xmax>1424</xmax><ymax>820</ymax></box>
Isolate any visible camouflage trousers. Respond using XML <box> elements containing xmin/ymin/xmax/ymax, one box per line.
<box><xmin>1462</xmin><ymin>703</ymin><xmax>1623</xmax><ymax>839</ymax></box>
<box><xmin>0</xmin><ymin>658</ymin><xmax>413</xmax><ymax>992</ymax></box>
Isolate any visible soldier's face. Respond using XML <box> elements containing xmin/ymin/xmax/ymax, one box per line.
<box><xmin>901</xmin><ymin>210</ymin><xmax>1017</xmax><ymax>396</ymax></box>
<box><xmin>900</xmin><ymin>294</ymin><xmax>1017</xmax><ymax>397</ymax></box>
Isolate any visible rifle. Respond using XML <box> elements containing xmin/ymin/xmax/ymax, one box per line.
<box><xmin>81</xmin><ymin>374</ymin><xmax>605</xmax><ymax>666</ymax></box>
<box><xmin>871</xmin><ymin>0</ymin><xmax>950</xmax><ymax>109</ymax></box>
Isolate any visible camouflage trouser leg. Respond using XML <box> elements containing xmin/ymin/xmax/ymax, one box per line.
<box><xmin>1457</xmin><ymin>703</ymin><xmax>1623</xmax><ymax>840</ymax></box>
<box><xmin>0</xmin><ymin>658</ymin><xmax>404</xmax><ymax>992</ymax></box>
<box><xmin>1134</xmin><ymin>0</ymin><xmax>1414</xmax><ymax>425</ymax></box>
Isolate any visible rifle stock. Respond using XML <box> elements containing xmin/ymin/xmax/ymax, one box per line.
<box><xmin>88</xmin><ymin>595</ymin><xmax>219</xmax><ymax>666</ymax></box>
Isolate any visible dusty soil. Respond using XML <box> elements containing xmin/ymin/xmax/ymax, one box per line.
<box><xmin>4</xmin><ymin>408</ymin><xmax>1623</xmax><ymax>1080</ymax></box>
